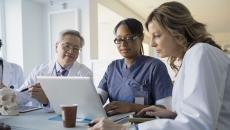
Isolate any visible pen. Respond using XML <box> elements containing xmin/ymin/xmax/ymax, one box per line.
<box><xmin>20</xmin><ymin>83</ymin><xmax>40</xmax><ymax>92</ymax></box>
<box><xmin>88</xmin><ymin>122</ymin><xmax>96</xmax><ymax>127</ymax></box>
<box><xmin>20</xmin><ymin>87</ymin><xmax>29</xmax><ymax>92</ymax></box>
<box><xmin>10</xmin><ymin>85</ymin><xmax>14</xmax><ymax>89</ymax></box>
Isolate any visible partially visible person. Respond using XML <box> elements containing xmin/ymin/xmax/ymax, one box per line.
<box><xmin>0</xmin><ymin>39</ymin><xmax>24</xmax><ymax>100</ymax></box>
<box><xmin>97</xmin><ymin>18</ymin><xmax>173</xmax><ymax>116</ymax></box>
<box><xmin>88</xmin><ymin>1</ymin><xmax>230</xmax><ymax>130</ymax></box>
<box><xmin>0</xmin><ymin>123</ymin><xmax>11</xmax><ymax>130</ymax></box>
<box><xmin>19</xmin><ymin>30</ymin><xmax>92</xmax><ymax>110</ymax></box>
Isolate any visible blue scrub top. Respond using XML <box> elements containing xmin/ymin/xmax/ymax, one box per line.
<box><xmin>98</xmin><ymin>55</ymin><xmax>173</xmax><ymax>105</ymax></box>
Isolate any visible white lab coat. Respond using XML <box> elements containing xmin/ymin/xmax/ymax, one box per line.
<box><xmin>138</xmin><ymin>43</ymin><xmax>230</xmax><ymax>130</ymax></box>
<box><xmin>1</xmin><ymin>58</ymin><xmax>24</xmax><ymax>89</ymax></box>
<box><xmin>18</xmin><ymin>60</ymin><xmax>93</xmax><ymax>106</ymax></box>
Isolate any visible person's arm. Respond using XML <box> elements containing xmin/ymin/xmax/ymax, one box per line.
<box><xmin>15</xmin><ymin>65</ymin><xmax>40</xmax><ymax>106</ymax></box>
<box><xmin>16</xmin><ymin>64</ymin><xmax>51</xmax><ymax>109</ymax></box>
<box><xmin>28</xmin><ymin>83</ymin><xmax>48</xmax><ymax>104</ymax></box>
<box><xmin>97</xmin><ymin>65</ymin><xmax>112</xmax><ymax>105</ymax></box>
<box><xmin>155</xmin><ymin>96</ymin><xmax>172</xmax><ymax>110</ymax></box>
<box><xmin>137</xmin><ymin>105</ymin><xmax>177</xmax><ymax>119</ymax></box>
<box><xmin>97</xmin><ymin>88</ymin><xmax>108</xmax><ymax>104</ymax></box>
<box><xmin>151</xmin><ymin>60</ymin><xmax>173</xmax><ymax>110</ymax></box>
<box><xmin>14</xmin><ymin>64</ymin><xmax>24</xmax><ymax>89</ymax></box>
<box><xmin>104</xmin><ymin>101</ymin><xmax>147</xmax><ymax>116</ymax></box>
<box><xmin>88</xmin><ymin>118</ymin><xmax>130</xmax><ymax>130</ymax></box>
<box><xmin>138</xmin><ymin>44</ymin><xmax>226</xmax><ymax>130</ymax></box>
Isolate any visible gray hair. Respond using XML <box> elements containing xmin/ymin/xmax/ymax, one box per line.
<box><xmin>58</xmin><ymin>29</ymin><xmax>84</xmax><ymax>48</ymax></box>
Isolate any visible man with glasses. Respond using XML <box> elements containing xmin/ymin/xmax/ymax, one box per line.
<box><xmin>19</xmin><ymin>30</ymin><xmax>92</xmax><ymax>111</ymax></box>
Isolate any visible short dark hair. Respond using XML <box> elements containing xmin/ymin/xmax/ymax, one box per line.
<box><xmin>58</xmin><ymin>29</ymin><xmax>84</xmax><ymax>48</ymax></box>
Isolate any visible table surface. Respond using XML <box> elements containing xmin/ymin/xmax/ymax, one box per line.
<box><xmin>0</xmin><ymin>109</ymin><xmax>88</xmax><ymax>130</ymax></box>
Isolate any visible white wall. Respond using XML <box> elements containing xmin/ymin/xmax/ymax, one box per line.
<box><xmin>98</xmin><ymin>3</ymin><xmax>123</xmax><ymax>60</ymax></box>
<box><xmin>3</xmin><ymin>0</ymin><xmax>48</xmax><ymax>77</ymax></box>
<box><xmin>4</xmin><ymin>0</ymin><xmax>23</xmax><ymax>68</ymax></box>
<box><xmin>213</xmin><ymin>32</ymin><xmax>230</xmax><ymax>45</ymax></box>
<box><xmin>22</xmin><ymin>0</ymin><xmax>48</xmax><ymax>76</ymax></box>
<box><xmin>0</xmin><ymin>0</ymin><xmax>6</xmax><ymax>57</ymax></box>
<box><xmin>97</xmin><ymin>1</ymin><xmax>154</xmax><ymax>60</ymax></box>
<box><xmin>47</xmin><ymin>0</ymin><xmax>98</xmax><ymax>68</ymax></box>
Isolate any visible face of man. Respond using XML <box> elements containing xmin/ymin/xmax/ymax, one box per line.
<box><xmin>56</xmin><ymin>34</ymin><xmax>81</xmax><ymax>68</ymax></box>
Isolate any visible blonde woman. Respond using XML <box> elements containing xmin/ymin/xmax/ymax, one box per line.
<box><xmin>88</xmin><ymin>2</ymin><xmax>230</xmax><ymax>130</ymax></box>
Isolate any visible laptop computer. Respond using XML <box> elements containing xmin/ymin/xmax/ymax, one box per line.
<box><xmin>37</xmin><ymin>76</ymin><xmax>107</xmax><ymax>119</ymax></box>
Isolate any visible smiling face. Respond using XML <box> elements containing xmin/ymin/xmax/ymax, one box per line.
<box><xmin>147</xmin><ymin>20</ymin><xmax>184</xmax><ymax>58</ymax></box>
<box><xmin>115</xmin><ymin>24</ymin><xmax>142</xmax><ymax>59</ymax></box>
<box><xmin>56</xmin><ymin>34</ymin><xmax>81</xmax><ymax>68</ymax></box>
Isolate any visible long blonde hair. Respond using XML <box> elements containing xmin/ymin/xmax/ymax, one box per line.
<box><xmin>145</xmin><ymin>1</ymin><xmax>221</xmax><ymax>72</ymax></box>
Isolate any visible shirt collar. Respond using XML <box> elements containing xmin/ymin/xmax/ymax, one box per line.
<box><xmin>123</xmin><ymin>55</ymin><xmax>144</xmax><ymax>70</ymax></box>
<box><xmin>55</xmin><ymin>62</ymin><xmax>72</xmax><ymax>72</ymax></box>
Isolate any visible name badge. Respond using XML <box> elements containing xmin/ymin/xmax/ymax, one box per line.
<box><xmin>135</xmin><ymin>97</ymin><xmax>144</xmax><ymax>105</ymax></box>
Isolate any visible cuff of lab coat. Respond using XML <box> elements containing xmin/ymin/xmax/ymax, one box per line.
<box><xmin>156</xmin><ymin>96</ymin><xmax>172</xmax><ymax>110</ymax></box>
<box><xmin>42</xmin><ymin>102</ymin><xmax>54</xmax><ymax>113</ymax></box>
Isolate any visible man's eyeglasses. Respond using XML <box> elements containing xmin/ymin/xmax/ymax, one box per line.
<box><xmin>61</xmin><ymin>43</ymin><xmax>80</xmax><ymax>53</ymax></box>
<box><xmin>114</xmin><ymin>35</ymin><xmax>139</xmax><ymax>44</ymax></box>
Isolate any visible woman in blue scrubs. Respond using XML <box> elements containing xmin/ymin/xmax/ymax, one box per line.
<box><xmin>97</xmin><ymin>18</ymin><xmax>173</xmax><ymax>116</ymax></box>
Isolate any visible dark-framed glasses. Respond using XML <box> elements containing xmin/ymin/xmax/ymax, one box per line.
<box><xmin>61</xmin><ymin>43</ymin><xmax>80</xmax><ymax>53</ymax></box>
<box><xmin>114</xmin><ymin>35</ymin><xmax>139</xmax><ymax>44</ymax></box>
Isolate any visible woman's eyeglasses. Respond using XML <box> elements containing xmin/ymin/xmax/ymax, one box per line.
<box><xmin>114</xmin><ymin>35</ymin><xmax>139</xmax><ymax>44</ymax></box>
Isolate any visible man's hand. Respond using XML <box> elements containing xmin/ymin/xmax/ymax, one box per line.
<box><xmin>28</xmin><ymin>83</ymin><xmax>48</xmax><ymax>104</ymax></box>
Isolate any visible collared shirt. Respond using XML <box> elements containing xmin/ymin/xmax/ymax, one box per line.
<box><xmin>54</xmin><ymin>62</ymin><xmax>72</xmax><ymax>76</ymax></box>
<box><xmin>98</xmin><ymin>55</ymin><xmax>173</xmax><ymax>105</ymax></box>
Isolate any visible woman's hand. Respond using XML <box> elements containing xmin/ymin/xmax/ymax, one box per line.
<box><xmin>105</xmin><ymin>101</ymin><xmax>145</xmax><ymax>116</ymax></box>
<box><xmin>137</xmin><ymin>105</ymin><xmax>177</xmax><ymax>119</ymax></box>
<box><xmin>104</xmin><ymin>101</ymin><xmax>133</xmax><ymax>116</ymax></box>
<box><xmin>87</xmin><ymin>118</ymin><xmax>128</xmax><ymax>130</ymax></box>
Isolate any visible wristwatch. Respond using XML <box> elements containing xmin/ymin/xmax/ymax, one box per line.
<box><xmin>128</xmin><ymin>124</ymin><xmax>138</xmax><ymax>130</ymax></box>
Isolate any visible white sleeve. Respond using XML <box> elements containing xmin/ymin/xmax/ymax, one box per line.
<box><xmin>156</xmin><ymin>96</ymin><xmax>172</xmax><ymax>110</ymax></box>
<box><xmin>15</xmin><ymin>65</ymin><xmax>24</xmax><ymax>88</ymax></box>
<box><xmin>16</xmin><ymin>65</ymin><xmax>43</xmax><ymax>106</ymax></box>
<box><xmin>97</xmin><ymin>88</ymin><xmax>108</xmax><ymax>104</ymax></box>
<box><xmin>138</xmin><ymin>45</ymin><xmax>226</xmax><ymax>130</ymax></box>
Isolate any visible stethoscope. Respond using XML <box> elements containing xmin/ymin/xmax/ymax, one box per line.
<box><xmin>0</xmin><ymin>59</ymin><xmax>3</xmax><ymax>83</ymax></box>
<box><xmin>0</xmin><ymin>59</ymin><xmax>14</xmax><ymax>89</ymax></box>
<box><xmin>51</xmin><ymin>64</ymin><xmax>60</xmax><ymax>76</ymax></box>
<box><xmin>51</xmin><ymin>63</ymin><xmax>67</xmax><ymax>76</ymax></box>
